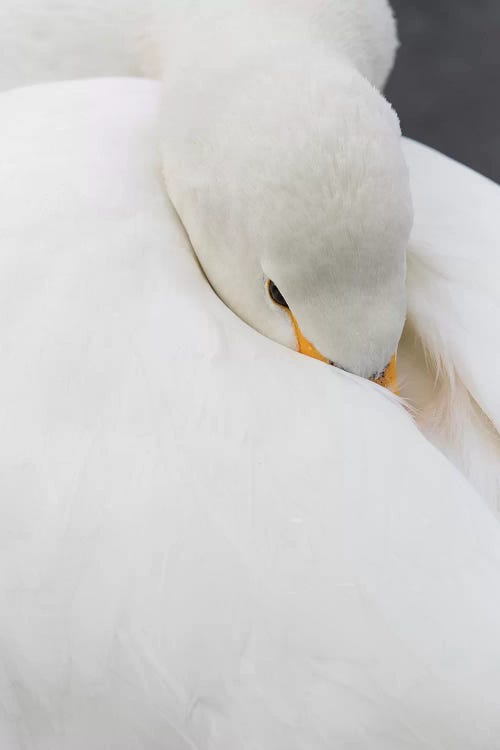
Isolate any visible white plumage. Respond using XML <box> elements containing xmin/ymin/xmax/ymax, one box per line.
<box><xmin>0</xmin><ymin>0</ymin><xmax>499</xmax><ymax>746</ymax></box>
<box><xmin>0</xmin><ymin>77</ymin><xmax>500</xmax><ymax>750</ymax></box>
<box><xmin>399</xmin><ymin>140</ymin><xmax>500</xmax><ymax>510</ymax></box>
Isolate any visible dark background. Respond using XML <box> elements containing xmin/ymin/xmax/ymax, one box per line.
<box><xmin>386</xmin><ymin>0</ymin><xmax>500</xmax><ymax>183</ymax></box>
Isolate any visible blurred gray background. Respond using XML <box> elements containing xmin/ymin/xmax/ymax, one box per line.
<box><xmin>386</xmin><ymin>0</ymin><xmax>500</xmax><ymax>183</ymax></box>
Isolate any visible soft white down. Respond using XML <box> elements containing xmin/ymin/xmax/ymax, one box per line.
<box><xmin>0</xmin><ymin>0</ymin><xmax>499</xmax><ymax>745</ymax></box>
<box><xmin>0</xmin><ymin>78</ymin><xmax>500</xmax><ymax>750</ymax></box>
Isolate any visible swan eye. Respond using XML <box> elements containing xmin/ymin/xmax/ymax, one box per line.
<box><xmin>268</xmin><ymin>280</ymin><xmax>289</xmax><ymax>308</ymax></box>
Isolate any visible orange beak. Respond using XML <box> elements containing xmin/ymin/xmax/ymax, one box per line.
<box><xmin>288</xmin><ymin>310</ymin><xmax>399</xmax><ymax>393</ymax></box>
<box><xmin>373</xmin><ymin>353</ymin><xmax>398</xmax><ymax>394</ymax></box>
<box><xmin>288</xmin><ymin>311</ymin><xmax>331</xmax><ymax>364</ymax></box>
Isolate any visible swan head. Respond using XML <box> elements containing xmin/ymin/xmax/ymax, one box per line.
<box><xmin>163</xmin><ymin>61</ymin><xmax>413</xmax><ymax>387</ymax></box>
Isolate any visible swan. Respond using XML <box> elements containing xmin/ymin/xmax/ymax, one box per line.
<box><xmin>1</xmin><ymin>76</ymin><xmax>500</xmax><ymax>750</ymax></box>
<box><xmin>0</xmin><ymin>2</ymin><xmax>499</xmax><ymax>747</ymax></box>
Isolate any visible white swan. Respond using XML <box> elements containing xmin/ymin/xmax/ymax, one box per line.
<box><xmin>0</xmin><ymin>1</ymin><xmax>499</xmax><ymax>746</ymax></box>
<box><xmin>1</xmin><ymin>75</ymin><xmax>500</xmax><ymax>750</ymax></box>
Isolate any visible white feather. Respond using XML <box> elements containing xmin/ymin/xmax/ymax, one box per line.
<box><xmin>1</xmin><ymin>78</ymin><xmax>500</xmax><ymax>750</ymax></box>
<box><xmin>398</xmin><ymin>139</ymin><xmax>500</xmax><ymax>512</ymax></box>
<box><xmin>0</xmin><ymin>1</ymin><xmax>499</xmax><ymax>745</ymax></box>
<box><xmin>0</xmin><ymin>0</ymin><xmax>397</xmax><ymax>93</ymax></box>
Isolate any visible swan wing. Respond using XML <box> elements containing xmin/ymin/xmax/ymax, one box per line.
<box><xmin>401</xmin><ymin>138</ymin><xmax>500</xmax><ymax>509</ymax></box>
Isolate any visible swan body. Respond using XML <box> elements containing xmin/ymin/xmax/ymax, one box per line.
<box><xmin>1</xmin><ymin>77</ymin><xmax>500</xmax><ymax>750</ymax></box>
<box><xmin>1</xmin><ymin>0</ymin><xmax>499</xmax><ymax>745</ymax></box>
